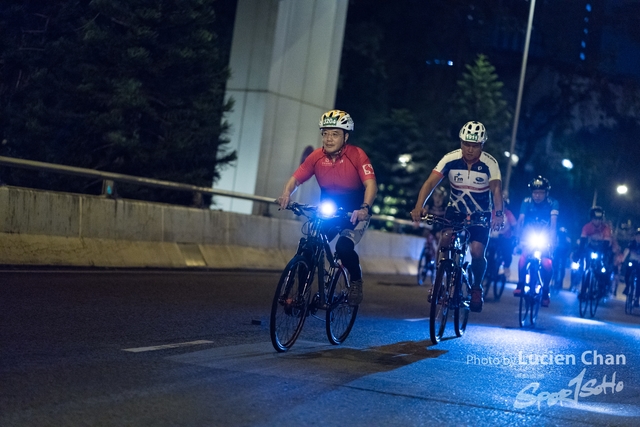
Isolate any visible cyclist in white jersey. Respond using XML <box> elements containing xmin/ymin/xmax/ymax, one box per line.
<box><xmin>411</xmin><ymin>121</ymin><xmax>504</xmax><ymax>313</ymax></box>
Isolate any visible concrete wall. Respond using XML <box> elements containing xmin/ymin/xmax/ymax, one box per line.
<box><xmin>0</xmin><ymin>186</ymin><xmax>422</xmax><ymax>274</ymax></box>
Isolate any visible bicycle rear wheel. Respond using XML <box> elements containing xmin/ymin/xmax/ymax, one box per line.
<box><xmin>270</xmin><ymin>256</ymin><xmax>313</xmax><ymax>352</ymax></box>
<box><xmin>579</xmin><ymin>270</ymin><xmax>591</xmax><ymax>318</ymax></box>
<box><xmin>326</xmin><ymin>265</ymin><xmax>358</xmax><ymax>345</ymax></box>
<box><xmin>494</xmin><ymin>274</ymin><xmax>506</xmax><ymax>300</ymax></box>
<box><xmin>454</xmin><ymin>273</ymin><xmax>470</xmax><ymax>337</ymax></box>
<box><xmin>430</xmin><ymin>264</ymin><xmax>451</xmax><ymax>344</ymax></box>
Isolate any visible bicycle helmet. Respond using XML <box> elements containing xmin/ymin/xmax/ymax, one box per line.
<box><xmin>459</xmin><ymin>121</ymin><xmax>487</xmax><ymax>144</ymax></box>
<box><xmin>319</xmin><ymin>110</ymin><xmax>354</xmax><ymax>132</ymax></box>
<box><xmin>528</xmin><ymin>175</ymin><xmax>551</xmax><ymax>191</ymax></box>
<box><xmin>590</xmin><ymin>206</ymin><xmax>605</xmax><ymax>219</ymax></box>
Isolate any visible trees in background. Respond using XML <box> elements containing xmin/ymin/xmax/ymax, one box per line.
<box><xmin>0</xmin><ymin>0</ymin><xmax>236</xmax><ymax>205</ymax></box>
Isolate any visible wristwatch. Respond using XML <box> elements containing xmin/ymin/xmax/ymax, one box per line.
<box><xmin>495</xmin><ymin>210</ymin><xmax>504</xmax><ymax>218</ymax></box>
<box><xmin>360</xmin><ymin>203</ymin><xmax>372</xmax><ymax>215</ymax></box>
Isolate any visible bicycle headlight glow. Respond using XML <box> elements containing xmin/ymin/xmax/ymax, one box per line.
<box><xmin>590</xmin><ymin>252</ymin><xmax>599</xmax><ymax>260</ymax></box>
<box><xmin>318</xmin><ymin>201</ymin><xmax>337</xmax><ymax>219</ymax></box>
<box><xmin>526</xmin><ymin>232</ymin><xmax>548</xmax><ymax>250</ymax></box>
<box><xmin>571</xmin><ymin>262</ymin><xmax>580</xmax><ymax>270</ymax></box>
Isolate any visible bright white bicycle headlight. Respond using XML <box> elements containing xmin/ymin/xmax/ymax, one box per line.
<box><xmin>571</xmin><ymin>262</ymin><xmax>580</xmax><ymax>270</ymax></box>
<box><xmin>526</xmin><ymin>232</ymin><xmax>548</xmax><ymax>250</ymax></box>
<box><xmin>590</xmin><ymin>252</ymin><xmax>599</xmax><ymax>260</ymax></box>
<box><xmin>318</xmin><ymin>201</ymin><xmax>338</xmax><ymax>219</ymax></box>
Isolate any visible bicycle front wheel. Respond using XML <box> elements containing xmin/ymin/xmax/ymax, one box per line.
<box><xmin>625</xmin><ymin>278</ymin><xmax>635</xmax><ymax>315</ymax></box>
<box><xmin>270</xmin><ymin>256</ymin><xmax>313</xmax><ymax>352</ymax></box>
<box><xmin>518</xmin><ymin>294</ymin><xmax>531</xmax><ymax>327</ymax></box>
<box><xmin>430</xmin><ymin>264</ymin><xmax>451</xmax><ymax>344</ymax></box>
<box><xmin>579</xmin><ymin>270</ymin><xmax>591</xmax><ymax>318</ymax></box>
<box><xmin>589</xmin><ymin>273</ymin><xmax>600</xmax><ymax>318</ymax></box>
<box><xmin>326</xmin><ymin>265</ymin><xmax>358</xmax><ymax>345</ymax></box>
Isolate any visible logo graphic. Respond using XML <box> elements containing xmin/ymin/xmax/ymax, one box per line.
<box><xmin>362</xmin><ymin>164</ymin><xmax>374</xmax><ymax>175</ymax></box>
<box><xmin>454</xmin><ymin>172</ymin><xmax>464</xmax><ymax>183</ymax></box>
<box><xmin>475</xmin><ymin>177</ymin><xmax>485</xmax><ymax>183</ymax></box>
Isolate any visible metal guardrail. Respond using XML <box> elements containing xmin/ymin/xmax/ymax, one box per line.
<box><xmin>0</xmin><ymin>155</ymin><xmax>420</xmax><ymax>228</ymax></box>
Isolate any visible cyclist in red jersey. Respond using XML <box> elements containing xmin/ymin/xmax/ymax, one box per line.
<box><xmin>578</xmin><ymin>206</ymin><xmax>614</xmax><ymax>297</ymax></box>
<box><xmin>278</xmin><ymin>110</ymin><xmax>377</xmax><ymax>306</ymax></box>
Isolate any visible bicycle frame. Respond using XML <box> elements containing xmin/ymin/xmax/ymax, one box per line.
<box><xmin>270</xmin><ymin>201</ymin><xmax>358</xmax><ymax>352</ymax></box>
<box><xmin>424</xmin><ymin>213</ymin><xmax>489</xmax><ymax>344</ymax></box>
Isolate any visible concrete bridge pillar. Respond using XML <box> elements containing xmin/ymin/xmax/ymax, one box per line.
<box><xmin>215</xmin><ymin>0</ymin><xmax>348</xmax><ymax>214</ymax></box>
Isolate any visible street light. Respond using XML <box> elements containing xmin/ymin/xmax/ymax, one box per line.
<box><xmin>504</xmin><ymin>0</ymin><xmax>537</xmax><ymax>198</ymax></box>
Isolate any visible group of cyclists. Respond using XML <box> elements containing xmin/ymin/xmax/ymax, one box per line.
<box><xmin>277</xmin><ymin>109</ymin><xmax>640</xmax><ymax>313</ymax></box>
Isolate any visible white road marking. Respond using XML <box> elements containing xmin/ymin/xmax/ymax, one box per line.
<box><xmin>122</xmin><ymin>340</ymin><xmax>214</xmax><ymax>353</ymax></box>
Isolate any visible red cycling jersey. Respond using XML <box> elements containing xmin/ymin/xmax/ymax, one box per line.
<box><xmin>293</xmin><ymin>144</ymin><xmax>375</xmax><ymax>210</ymax></box>
<box><xmin>581</xmin><ymin>222</ymin><xmax>612</xmax><ymax>242</ymax></box>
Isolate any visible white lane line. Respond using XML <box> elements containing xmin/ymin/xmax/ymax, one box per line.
<box><xmin>123</xmin><ymin>340</ymin><xmax>214</xmax><ymax>353</ymax></box>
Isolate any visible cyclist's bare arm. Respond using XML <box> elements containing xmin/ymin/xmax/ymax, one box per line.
<box><xmin>411</xmin><ymin>171</ymin><xmax>443</xmax><ymax>223</ymax></box>
<box><xmin>351</xmin><ymin>178</ymin><xmax>378</xmax><ymax>224</ymax></box>
<box><xmin>489</xmin><ymin>179</ymin><xmax>504</xmax><ymax>231</ymax></box>
<box><xmin>278</xmin><ymin>176</ymin><xmax>301</xmax><ymax>210</ymax></box>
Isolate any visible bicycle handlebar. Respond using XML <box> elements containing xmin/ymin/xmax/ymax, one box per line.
<box><xmin>282</xmin><ymin>201</ymin><xmax>352</xmax><ymax>219</ymax></box>
<box><xmin>421</xmin><ymin>213</ymin><xmax>490</xmax><ymax>229</ymax></box>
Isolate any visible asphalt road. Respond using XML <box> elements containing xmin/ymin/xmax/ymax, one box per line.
<box><xmin>1</xmin><ymin>269</ymin><xmax>639</xmax><ymax>426</ymax></box>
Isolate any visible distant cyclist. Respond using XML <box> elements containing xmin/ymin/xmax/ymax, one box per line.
<box><xmin>278</xmin><ymin>110</ymin><xmax>377</xmax><ymax>306</ymax></box>
<box><xmin>513</xmin><ymin>176</ymin><xmax>558</xmax><ymax>307</ymax></box>
<box><xmin>411</xmin><ymin>121</ymin><xmax>504</xmax><ymax>313</ymax></box>
<box><xmin>622</xmin><ymin>228</ymin><xmax>640</xmax><ymax>307</ymax></box>
<box><xmin>577</xmin><ymin>206</ymin><xmax>613</xmax><ymax>297</ymax></box>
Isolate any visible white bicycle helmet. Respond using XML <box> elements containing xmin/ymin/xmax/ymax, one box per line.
<box><xmin>319</xmin><ymin>110</ymin><xmax>354</xmax><ymax>132</ymax></box>
<box><xmin>459</xmin><ymin>121</ymin><xmax>487</xmax><ymax>144</ymax></box>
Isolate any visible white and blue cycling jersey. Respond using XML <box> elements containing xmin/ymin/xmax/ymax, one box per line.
<box><xmin>433</xmin><ymin>149</ymin><xmax>501</xmax><ymax>215</ymax></box>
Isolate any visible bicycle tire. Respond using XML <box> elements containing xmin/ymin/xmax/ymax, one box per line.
<box><xmin>625</xmin><ymin>276</ymin><xmax>635</xmax><ymax>315</ymax></box>
<box><xmin>454</xmin><ymin>272</ymin><xmax>470</xmax><ymax>337</ymax></box>
<box><xmin>494</xmin><ymin>274</ymin><xmax>506</xmax><ymax>300</ymax></box>
<box><xmin>326</xmin><ymin>265</ymin><xmax>358</xmax><ymax>345</ymax></box>
<box><xmin>530</xmin><ymin>292</ymin><xmax>541</xmax><ymax>327</ymax></box>
<box><xmin>589</xmin><ymin>272</ymin><xmax>600</xmax><ymax>318</ymax></box>
<box><xmin>430</xmin><ymin>263</ymin><xmax>451</xmax><ymax>344</ymax></box>
<box><xmin>579</xmin><ymin>270</ymin><xmax>591</xmax><ymax>318</ymax></box>
<box><xmin>270</xmin><ymin>256</ymin><xmax>313</xmax><ymax>352</ymax></box>
<box><xmin>417</xmin><ymin>247</ymin><xmax>428</xmax><ymax>286</ymax></box>
<box><xmin>518</xmin><ymin>294</ymin><xmax>530</xmax><ymax>327</ymax></box>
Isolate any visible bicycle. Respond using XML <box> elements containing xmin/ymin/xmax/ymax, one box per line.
<box><xmin>423</xmin><ymin>212</ymin><xmax>490</xmax><ymax>345</ymax></box>
<box><xmin>483</xmin><ymin>236</ymin><xmax>507</xmax><ymax>301</ymax></box>
<box><xmin>417</xmin><ymin>235</ymin><xmax>437</xmax><ymax>286</ymax></box>
<box><xmin>578</xmin><ymin>250</ymin><xmax>605</xmax><ymax>318</ymax></box>
<box><xmin>517</xmin><ymin>230</ymin><xmax>550</xmax><ymax>328</ymax></box>
<box><xmin>270</xmin><ymin>201</ymin><xmax>358</xmax><ymax>352</ymax></box>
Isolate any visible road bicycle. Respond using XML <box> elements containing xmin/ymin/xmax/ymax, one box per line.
<box><xmin>624</xmin><ymin>261</ymin><xmax>638</xmax><ymax>315</ymax></box>
<box><xmin>423</xmin><ymin>212</ymin><xmax>490</xmax><ymax>345</ymax></box>
<box><xmin>270</xmin><ymin>201</ymin><xmax>358</xmax><ymax>352</ymax></box>
<box><xmin>482</xmin><ymin>236</ymin><xmax>507</xmax><ymax>301</ymax></box>
<box><xmin>578</xmin><ymin>250</ymin><xmax>606</xmax><ymax>318</ymax></box>
<box><xmin>517</xmin><ymin>230</ymin><xmax>550</xmax><ymax>328</ymax></box>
